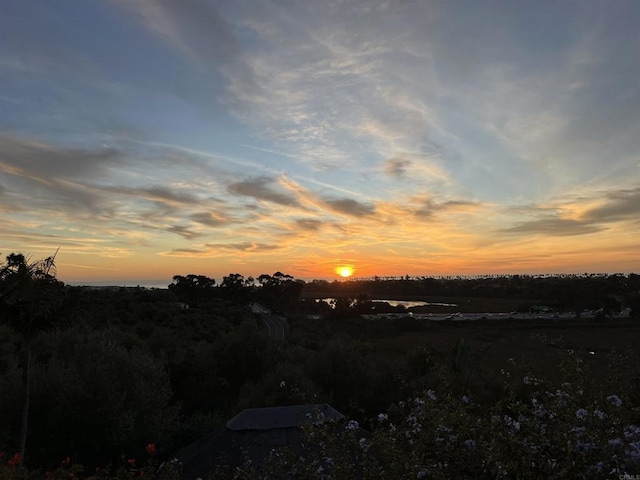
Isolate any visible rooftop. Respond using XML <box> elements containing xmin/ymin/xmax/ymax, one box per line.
<box><xmin>226</xmin><ymin>403</ymin><xmax>344</xmax><ymax>431</ymax></box>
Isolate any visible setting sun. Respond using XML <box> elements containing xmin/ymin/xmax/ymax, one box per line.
<box><xmin>336</xmin><ymin>265</ymin><xmax>354</xmax><ymax>278</ymax></box>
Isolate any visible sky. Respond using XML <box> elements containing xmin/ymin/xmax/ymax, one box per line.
<box><xmin>1</xmin><ymin>0</ymin><xmax>639</xmax><ymax>285</ymax></box>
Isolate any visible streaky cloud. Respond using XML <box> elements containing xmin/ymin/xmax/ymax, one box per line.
<box><xmin>501</xmin><ymin>217</ymin><xmax>603</xmax><ymax>237</ymax></box>
<box><xmin>581</xmin><ymin>187</ymin><xmax>640</xmax><ymax>223</ymax></box>
<box><xmin>324</xmin><ymin>198</ymin><xmax>375</xmax><ymax>217</ymax></box>
<box><xmin>228</xmin><ymin>176</ymin><xmax>299</xmax><ymax>207</ymax></box>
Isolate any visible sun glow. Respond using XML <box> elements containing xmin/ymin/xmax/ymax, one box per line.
<box><xmin>336</xmin><ymin>265</ymin><xmax>354</xmax><ymax>278</ymax></box>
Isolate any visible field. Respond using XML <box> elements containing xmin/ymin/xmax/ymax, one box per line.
<box><xmin>293</xmin><ymin>294</ymin><xmax>640</xmax><ymax>384</ymax></box>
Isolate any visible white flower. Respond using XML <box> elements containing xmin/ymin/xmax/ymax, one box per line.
<box><xmin>624</xmin><ymin>424</ymin><xmax>640</xmax><ymax>439</ymax></box>
<box><xmin>426</xmin><ymin>389</ymin><xmax>437</xmax><ymax>401</ymax></box>
<box><xmin>608</xmin><ymin>437</ymin><xmax>623</xmax><ymax>448</ymax></box>
<box><xmin>464</xmin><ymin>439</ymin><xmax>476</xmax><ymax>449</ymax></box>
<box><xmin>607</xmin><ymin>395</ymin><xmax>623</xmax><ymax>407</ymax></box>
<box><xmin>575</xmin><ymin>408</ymin><xmax>588</xmax><ymax>420</ymax></box>
<box><xmin>461</xmin><ymin>395</ymin><xmax>469</xmax><ymax>404</ymax></box>
<box><xmin>417</xmin><ymin>470</ymin><xmax>428</xmax><ymax>479</ymax></box>
<box><xmin>593</xmin><ymin>409</ymin><xmax>607</xmax><ymax>420</ymax></box>
<box><xmin>346</xmin><ymin>420</ymin><xmax>359</xmax><ymax>431</ymax></box>
<box><xmin>523</xmin><ymin>376</ymin><xmax>531</xmax><ymax>385</ymax></box>
<box><xmin>377</xmin><ymin>413</ymin><xmax>388</xmax><ymax>423</ymax></box>
<box><xmin>280</xmin><ymin>380</ymin><xmax>286</xmax><ymax>388</ymax></box>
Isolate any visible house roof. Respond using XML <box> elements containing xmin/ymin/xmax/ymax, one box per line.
<box><xmin>226</xmin><ymin>403</ymin><xmax>344</xmax><ymax>431</ymax></box>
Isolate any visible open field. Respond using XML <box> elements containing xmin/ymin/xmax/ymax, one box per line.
<box><xmin>293</xmin><ymin>312</ymin><xmax>640</xmax><ymax>384</ymax></box>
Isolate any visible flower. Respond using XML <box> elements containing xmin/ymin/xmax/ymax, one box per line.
<box><xmin>461</xmin><ymin>395</ymin><xmax>469</xmax><ymax>404</ymax></box>
<box><xmin>145</xmin><ymin>443</ymin><xmax>155</xmax><ymax>455</ymax></box>
<box><xmin>417</xmin><ymin>470</ymin><xmax>428</xmax><ymax>479</ymax></box>
<box><xmin>279</xmin><ymin>380</ymin><xmax>286</xmax><ymax>388</ymax></box>
<box><xmin>594</xmin><ymin>409</ymin><xmax>607</xmax><ymax>420</ymax></box>
<box><xmin>377</xmin><ymin>413</ymin><xmax>388</xmax><ymax>423</ymax></box>
<box><xmin>608</xmin><ymin>438</ymin><xmax>623</xmax><ymax>448</ymax></box>
<box><xmin>7</xmin><ymin>453</ymin><xmax>20</xmax><ymax>467</ymax></box>
<box><xmin>464</xmin><ymin>439</ymin><xmax>476</xmax><ymax>449</ymax></box>
<box><xmin>575</xmin><ymin>408</ymin><xmax>588</xmax><ymax>420</ymax></box>
<box><xmin>607</xmin><ymin>395</ymin><xmax>623</xmax><ymax>407</ymax></box>
<box><xmin>624</xmin><ymin>424</ymin><xmax>640</xmax><ymax>439</ymax></box>
<box><xmin>346</xmin><ymin>420</ymin><xmax>359</xmax><ymax>430</ymax></box>
<box><xmin>128</xmin><ymin>458</ymin><xmax>136</xmax><ymax>465</ymax></box>
<box><xmin>426</xmin><ymin>389</ymin><xmax>437</xmax><ymax>401</ymax></box>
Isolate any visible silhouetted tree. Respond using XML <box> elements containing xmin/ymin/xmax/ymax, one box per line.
<box><xmin>219</xmin><ymin>273</ymin><xmax>254</xmax><ymax>303</ymax></box>
<box><xmin>0</xmin><ymin>252</ymin><xmax>67</xmax><ymax>465</ymax></box>
<box><xmin>257</xmin><ymin>272</ymin><xmax>304</xmax><ymax>312</ymax></box>
<box><xmin>168</xmin><ymin>274</ymin><xmax>216</xmax><ymax>305</ymax></box>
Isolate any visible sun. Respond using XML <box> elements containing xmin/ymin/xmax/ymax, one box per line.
<box><xmin>335</xmin><ymin>265</ymin><xmax>354</xmax><ymax>278</ymax></box>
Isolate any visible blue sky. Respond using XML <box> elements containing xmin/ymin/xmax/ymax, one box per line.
<box><xmin>1</xmin><ymin>0</ymin><xmax>639</xmax><ymax>283</ymax></box>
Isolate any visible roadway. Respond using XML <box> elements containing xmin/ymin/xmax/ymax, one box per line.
<box><xmin>251</xmin><ymin>303</ymin><xmax>289</xmax><ymax>340</ymax></box>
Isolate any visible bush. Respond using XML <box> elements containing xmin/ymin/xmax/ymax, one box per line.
<box><xmin>228</xmin><ymin>351</ymin><xmax>640</xmax><ymax>479</ymax></box>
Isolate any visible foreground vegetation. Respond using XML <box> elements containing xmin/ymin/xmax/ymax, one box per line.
<box><xmin>1</xmin><ymin>253</ymin><xmax>639</xmax><ymax>478</ymax></box>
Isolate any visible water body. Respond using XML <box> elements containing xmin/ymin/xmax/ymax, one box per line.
<box><xmin>318</xmin><ymin>298</ymin><xmax>458</xmax><ymax>308</ymax></box>
<box><xmin>378</xmin><ymin>299</ymin><xmax>458</xmax><ymax>308</ymax></box>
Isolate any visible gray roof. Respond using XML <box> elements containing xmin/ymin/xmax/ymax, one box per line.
<box><xmin>226</xmin><ymin>403</ymin><xmax>344</xmax><ymax>431</ymax></box>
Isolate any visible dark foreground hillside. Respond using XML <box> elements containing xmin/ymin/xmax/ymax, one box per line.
<box><xmin>1</xmin><ymin>257</ymin><xmax>639</xmax><ymax>478</ymax></box>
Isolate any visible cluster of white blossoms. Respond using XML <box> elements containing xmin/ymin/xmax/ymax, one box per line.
<box><xmin>240</xmin><ymin>354</ymin><xmax>640</xmax><ymax>480</ymax></box>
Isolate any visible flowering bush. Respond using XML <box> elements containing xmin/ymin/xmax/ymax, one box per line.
<box><xmin>218</xmin><ymin>351</ymin><xmax>640</xmax><ymax>479</ymax></box>
<box><xmin>0</xmin><ymin>444</ymin><xmax>183</xmax><ymax>480</ymax></box>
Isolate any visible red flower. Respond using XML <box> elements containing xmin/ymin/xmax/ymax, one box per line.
<box><xmin>145</xmin><ymin>443</ymin><xmax>155</xmax><ymax>455</ymax></box>
<box><xmin>127</xmin><ymin>458</ymin><xmax>136</xmax><ymax>466</ymax></box>
<box><xmin>7</xmin><ymin>453</ymin><xmax>20</xmax><ymax>466</ymax></box>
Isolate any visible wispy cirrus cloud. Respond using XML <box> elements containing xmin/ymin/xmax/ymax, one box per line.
<box><xmin>160</xmin><ymin>241</ymin><xmax>281</xmax><ymax>258</ymax></box>
<box><xmin>3</xmin><ymin>1</ymin><xmax>640</xmax><ymax>279</ymax></box>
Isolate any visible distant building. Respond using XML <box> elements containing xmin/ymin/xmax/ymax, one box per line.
<box><xmin>174</xmin><ymin>404</ymin><xmax>345</xmax><ymax>480</ymax></box>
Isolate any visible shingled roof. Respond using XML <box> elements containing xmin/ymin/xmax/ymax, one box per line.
<box><xmin>174</xmin><ymin>404</ymin><xmax>346</xmax><ymax>480</ymax></box>
<box><xmin>226</xmin><ymin>403</ymin><xmax>344</xmax><ymax>430</ymax></box>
